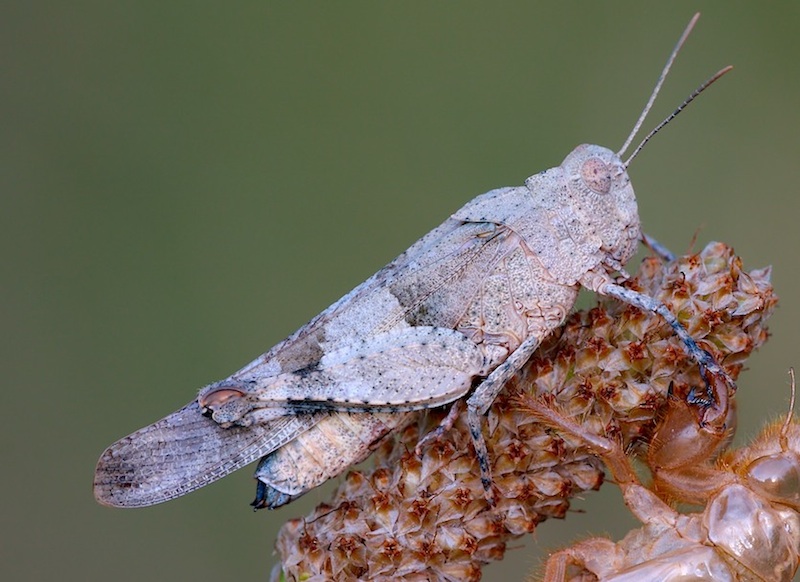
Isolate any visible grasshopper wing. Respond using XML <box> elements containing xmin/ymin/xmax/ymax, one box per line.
<box><xmin>95</xmin><ymin>201</ymin><xmax>517</xmax><ymax>507</ymax></box>
<box><xmin>93</xmin><ymin>404</ymin><xmax>324</xmax><ymax>507</ymax></box>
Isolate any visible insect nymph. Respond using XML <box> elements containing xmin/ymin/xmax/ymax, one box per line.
<box><xmin>528</xmin><ymin>372</ymin><xmax>800</xmax><ymax>581</ymax></box>
<box><xmin>94</xmin><ymin>14</ymin><xmax>732</xmax><ymax>510</ymax></box>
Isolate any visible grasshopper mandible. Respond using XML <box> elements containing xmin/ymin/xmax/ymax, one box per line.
<box><xmin>94</xmin><ymin>13</ymin><xmax>733</xmax><ymax>510</ymax></box>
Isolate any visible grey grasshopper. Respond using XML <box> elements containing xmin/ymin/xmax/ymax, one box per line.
<box><xmin>94</xmin><ymin>14</ymin><xmax>732</xmax><ymax>510</ymax></box>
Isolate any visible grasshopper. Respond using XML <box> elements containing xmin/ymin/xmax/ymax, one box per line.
<box><xmin>93</xmin><ymin>14</ymin><xmax>732</xmax><ymax>510</ymax></box>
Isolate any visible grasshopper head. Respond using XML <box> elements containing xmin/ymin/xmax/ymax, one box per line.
<box><xmin>561</xmin><ymin>143</ymin><xmax>641</xmax><ymax>269</ymax></box>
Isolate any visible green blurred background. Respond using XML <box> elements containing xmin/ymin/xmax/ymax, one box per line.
<box><xmin>3</xmin><ymin>2</ymin><xmax>800</xmax><ymax>580</ymax></box>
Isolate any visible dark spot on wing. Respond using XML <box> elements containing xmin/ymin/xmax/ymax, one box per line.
<box><xmin>293</xmin><ymin>362</ymin><xmax>320</xmax><ymax>379</ymax></box>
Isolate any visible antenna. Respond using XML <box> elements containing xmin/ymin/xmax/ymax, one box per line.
<box><xmin>618</xmin><ymin>13</ymin><xmax>700</xmax><ymax>158</ymax></box>
<box><xmin>616</xmin><ymin>13</ymin><xmax>732</xmax><ymax>167</ymax></box>
<box><xmin>780</xmin><ymin>368</ymin><xmax>797</xmax><ymax>448</ymax></box>
<box><xmin>624</xmin><ymin>66</ymin><xmax>732</xmax><ymax>167</ymax></box>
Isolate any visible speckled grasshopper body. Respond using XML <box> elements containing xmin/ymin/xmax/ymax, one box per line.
<box><xmin>94</xmin><ymin>14</ymin><xmax>732</xmax><ymax>510</ymax></box>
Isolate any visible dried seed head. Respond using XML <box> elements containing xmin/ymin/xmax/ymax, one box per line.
<box><xmin>273</xmin><ymin>242</ymin><xmax>777</xmax><ymax>581</ymax></box>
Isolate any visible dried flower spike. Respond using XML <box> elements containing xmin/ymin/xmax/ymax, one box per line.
<box><xmin>273</xmin><ymin>242</ymin><xmax>777</xmax><ymax>581</ymax></box>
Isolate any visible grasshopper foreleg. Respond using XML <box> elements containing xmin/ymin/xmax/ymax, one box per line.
<box><xmin>600</xmin><ymin>282</ymin><xmax>736</xmax><ymax>405</ymax></box>
<box><xmin>640</xmin><ymin>232</ymin><xmax>676</xmax><ymax>262</ymax></box>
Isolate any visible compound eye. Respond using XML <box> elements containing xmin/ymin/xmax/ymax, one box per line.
<box><xmin>581</xmin><ymin>157</ymin><xmax>612</xmax><ymax>194</ymax></box>
<box><xmin>747</xmin><ymin>454</ymin><xmax>800</xmax><ymax>508</ymax></box>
